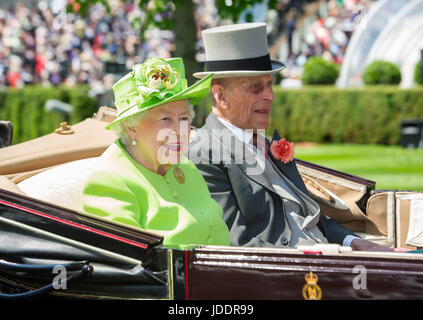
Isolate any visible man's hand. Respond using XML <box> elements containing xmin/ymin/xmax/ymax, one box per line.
<box><xmin>350</xmin><ymin>238</ymin><xmax>399</xmax><ymax>252</ymax></box>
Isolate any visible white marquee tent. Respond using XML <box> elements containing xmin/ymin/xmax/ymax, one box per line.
<box><xmin>338</xmin><ymin>0</ymin><xmax>423</xmax><ymax>88</ymax></box>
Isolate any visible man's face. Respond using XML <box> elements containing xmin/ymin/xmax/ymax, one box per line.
<box><xmin>218</xmin><ymin>75</ymin><xmax>275</xmax><ymax>130</ymax></box>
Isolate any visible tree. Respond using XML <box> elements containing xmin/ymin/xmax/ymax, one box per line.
<box><xmin>68</xmin><ymin>0</ymin><xmax>275</xmax><ymax>84</ymax></box>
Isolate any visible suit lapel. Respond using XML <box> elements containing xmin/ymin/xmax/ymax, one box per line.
<box><xmin>204</xmin><ymin>114</ymin><xmax>317</xmax><ymax>219</ymax></box>
<box><xmin>268</xmin><ymin>129</ymin><xmax>309</xmax><ymax>194</ymax></box>
<box><xmin>204</xmin><ymin>113</ymin><xmax>277</xmax><ymax>194</ymax></box>
<box><xmin>203</xmin><ymin>115</ymin><xmax>321</xmax><ymax>229</ymax></box>
<box><xmin>267</xmin><ymin>129</ymin><xmax>322</xmax><ymax>228</ymax></box>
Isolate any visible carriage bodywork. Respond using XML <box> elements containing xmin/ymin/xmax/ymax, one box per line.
<box><xmin>0</xmin><ymin>108</ymin><xmax>423</xmax><ymax>300</ymax></box>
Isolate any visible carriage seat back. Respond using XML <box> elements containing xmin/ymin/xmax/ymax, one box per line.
<box><xmin>17</xmin><ymin>157</ymin><xmax>99</xmax><ymax>213</ymax></box>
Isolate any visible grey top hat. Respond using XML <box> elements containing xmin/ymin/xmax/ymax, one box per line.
<box><xmin>193</xmin><ymin>22</ymin><xmax>286</xmax><ymax>79</ymax></box>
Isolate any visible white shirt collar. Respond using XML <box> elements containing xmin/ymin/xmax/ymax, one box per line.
<box><xmin>216</xmin><ymin>116</ymin><xmax>266</xmax><ymax>144</ymax></box>
<box><xmin>216</xmin><ymin>116</ymin><xmax>269</xmax><ymax>171</ymax></box>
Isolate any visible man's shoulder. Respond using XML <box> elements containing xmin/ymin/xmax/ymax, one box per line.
<box><xmin>189</xmin><ymin>113</ymin><xmax>225</xmax><ymax>150</ymax></box>
<box><xmin>189</xmin><ymin>124</ymin><xmax>238</xmax><ymax>166</ymax></box>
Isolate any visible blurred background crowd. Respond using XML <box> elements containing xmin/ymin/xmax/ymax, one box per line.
<box><xmin>273</xmin><ymin>0</ymin><xmax>372</xmax><ymax>82</ymax></box>
<box><xmin>0</xmin><ymin>0</ymin><xmax>373</xmax><ymax>91</ymax></box>
<box><xmin>0</xmin><ymin>0</ymin><xmax>149</xmax><ymax>91</ymax></box>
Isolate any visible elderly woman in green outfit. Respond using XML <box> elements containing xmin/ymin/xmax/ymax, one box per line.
<box><xmin>82</xmin><ymin>57</ymin><xmax>230</xmax><ymax>249</ymax></box>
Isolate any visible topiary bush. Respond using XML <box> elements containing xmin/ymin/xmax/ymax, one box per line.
<box><xmin>301</xmin><ymin>56</ymin><xmax>340</xmax><ymax>85</ymax></box>
<box><xmin>363</xmin><ymin>60</ymin><xmax>402</xmax><ymax>85</ymax></box>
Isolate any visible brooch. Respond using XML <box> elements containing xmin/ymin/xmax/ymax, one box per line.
<box><xmin>173</xmin><ymin>167</ymin><xmax>185</xmax><ymax>184</ymax></box>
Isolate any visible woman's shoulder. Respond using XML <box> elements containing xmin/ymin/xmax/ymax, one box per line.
<box><xmin>95</xmin><ymin>140</ymin><xmax>138</xmax><ymax>173</ymax></box>
<box><xmin>85</xmin><ymin>140</ymin><xmax>145</xmax><ymax>186</ymax></box>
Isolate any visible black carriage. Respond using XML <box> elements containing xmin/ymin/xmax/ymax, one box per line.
<box><xmin>1</xmin><ymin>108</ymin><xmax>422</xmax><ymax>300</ymax></box>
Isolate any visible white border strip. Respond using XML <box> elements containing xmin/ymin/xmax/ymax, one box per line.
<box><xmin>396</xmin><ymin>196</ymin><xmax>402</xmax><ymax>248</ymax></box>
<box><xmin>407</xmin><ymin>199</ymin><xmax>423</xmax><ymax>247</ymax></box>
<box><xmin>396</xmin><ymin>193</ymin><xmax>423</xmax><ymax>201</ymax></box>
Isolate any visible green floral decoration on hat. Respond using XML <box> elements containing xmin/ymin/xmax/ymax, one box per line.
<box><xmin>106</xmin><ymin>57</ymin><xmax>213</xmax><ymax>130</ymax></box>
<box><xmin>133</xmin><ymin>58</ymin><xmax>180</xmax><ymax>100</ymax></box>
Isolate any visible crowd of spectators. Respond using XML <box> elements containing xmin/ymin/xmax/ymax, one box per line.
<box><xmin>194</xmin><ymin>0</ymin><xmax>218</xmax><ymax>63</ymax></box>
<box><xmin>0</xmin><ymin>0</ymin><xmax>372</xmax><ymax>90</ymax></box>
<box><xmin>0</xmin><ymin>0</ymin><xmax>175</xmax><ymax>91</ymax></box>
<box><xmin>0</xmin><ymin>0</ymin><xmax>222</xmax><ymax>93</ymax></box>
<box><xmin>274</xmin><ymin>0</ymin><xmax>374</xmax><ymax>83</ymax></box>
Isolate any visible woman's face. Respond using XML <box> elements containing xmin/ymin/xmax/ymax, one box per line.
<box><xmin>128</xmin><ymin>99</ymin><xmax>191</xmax><ymax>172</ymax></box>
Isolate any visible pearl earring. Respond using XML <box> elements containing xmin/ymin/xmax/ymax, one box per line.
<box><xmin>132</xmin><ymin>140</ymin><xmax>137</xmax><ymax>146</ymax></box>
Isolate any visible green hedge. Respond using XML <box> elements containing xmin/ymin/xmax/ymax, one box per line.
<box><xmin>194</xmin><ymin>86</ymin><xmax>423</xmax><ymax>145</ymax></box>
<box><xmin>2</xmin><ymin>85</ymin><xmax>423</xmax><ymax>146</ymax></box>
<box><xmin>0</xmin><ymin>85</ymin><xmax>98</xmax><ymax>145</ymax></box>
<box><xmin>267</xmin><ymin>86</ymin><xmax>423</xmax><ymax>145</ymax></box>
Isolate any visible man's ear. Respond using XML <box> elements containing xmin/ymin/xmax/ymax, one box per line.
<box><xmin>211</xmin><ymin>84</ymin><xmax>229</xmax><ymax>109</ymax></box>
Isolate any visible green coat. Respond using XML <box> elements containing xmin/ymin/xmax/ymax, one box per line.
<box><xmin>82</xmin><ymin>140</ymin><xmax>230</xmax><ymax>249</ymax></box>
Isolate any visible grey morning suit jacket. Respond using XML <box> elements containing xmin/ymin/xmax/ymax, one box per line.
<box><xmin>188</xmin><ymin>112</ymin><xmax>355</xmax><ymax>248</ymax></box>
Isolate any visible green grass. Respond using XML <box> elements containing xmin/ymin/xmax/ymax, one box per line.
<box><xmin>294</xmin><ymin>144</ymin><xmax>423</xmax><ymax>191</ymax></box>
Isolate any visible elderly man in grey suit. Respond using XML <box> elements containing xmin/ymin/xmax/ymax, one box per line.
<box><xmin>189</xmin><ymin>22</ymin><xmax>394</xmax><ymax>251</ymax></box>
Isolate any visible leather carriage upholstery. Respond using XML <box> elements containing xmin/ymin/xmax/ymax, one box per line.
<box><xmin>17</xmin><ymin>157</ymin><xmax>98</xmax><ymax>213</ymax></box>
<box><xmin>366</xmin><ymin>191</ymin><xmax>423</xmax><ymax>249</ymax></box>
<box><xmin>0</xmin><ymin>107</ymin><xmax>117</xmax><ymax>210</ymax></box>
<box><xmin>297</xmin><ymin>161</ymin><xmax>423</xmax><ymax>249</ymax></box>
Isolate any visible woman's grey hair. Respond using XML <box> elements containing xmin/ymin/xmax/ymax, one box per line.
<box><xmin>112</xmin><ymin>103</ymin><xmax>195</xmax><ymax>146</ymax></box>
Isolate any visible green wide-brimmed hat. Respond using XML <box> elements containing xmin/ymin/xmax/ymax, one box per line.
<box><xmin>106</xmin><ymin>57</ymin><xmax>213</xmax><ymax>129</ymax></box>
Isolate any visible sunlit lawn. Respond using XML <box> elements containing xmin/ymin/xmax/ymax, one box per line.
<box><xmin>294</xmin><ymin>144</ymin><xmax>423</xmax><ymax>191</ymax></box>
